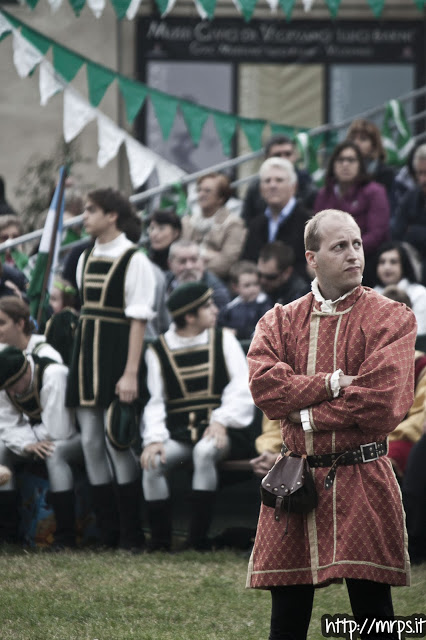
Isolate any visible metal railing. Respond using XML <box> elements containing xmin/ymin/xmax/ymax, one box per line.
<box><xmin>1</xmin><ymin>85</ymin><xmax>426</xmax><ymax>256</ymax></box>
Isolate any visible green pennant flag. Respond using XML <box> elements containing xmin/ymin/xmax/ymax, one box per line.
<box><xmin>25</xmin><ymin>0</ymin><xmax>39</xmax><ymax>9</ymax></box>
<box><xmin>324</xmin><ymin>0</ymin><xmax>342</xmax><ymax>18</ymax></box>
<box><xmin>237</xmin><ymin>0</ymin><xmax>257</xmax><ymax>22</ymax></box>
<box><xmin>154</xmin><ymin>0</ymin><xmax>170</xmax><ymax>15</ymax></box>
<box><xmin>180</xmin><ymin>102</ymin><xmax>210</xmax><ymax>145</ymax></box>
<box><xmin>149</xmin><ymin>90</ymin><xmax>179</xmax><ymax>140</ymax></box>
<box><xmin>118</xmin><ymin>76</ymin><xmax>148</xmax><ymax>124</ymax></box>
<box><xmin>367</xmin><ymin>0</ymin><xmax>386</xmax><ymax>16</ymax></box>
<box><xmin>197</xmin><ymin>0</ymin><xmax>217</xmax><ymax>19</ymax></box>
<box><xmin>160</xmin><ymin>182</ymin><xmax>188</xmax><ymax>217</ymax></box>
<box><xmin>295</xmin><ymin>132</ymin><xmax>323</xmax><ymax>184</ymax></box>
<box><xmin>381</xmin><ymin>99</ymin><xmax>413</xmax><ymax>166</ymax></box>
<box><xmin>21</xmin><ymin>26</ymin><xmax>51</xmax><ymax>54</ymax></box>
<box><xmin>53</xmin><ymin>43</ymin><xmax>84</xmax><ymax>82</ymax></box>
<box><xmin>414</xmin><ymin>0</ymin><xmax>426</xmax><ymax>9</ymax></box>
<box><xmin>213</xmin><ymin>112</ymin><xmax>237</xmax><ymax>156</ymax></box>
<box><xmin>279</xmin><ymin>0</ymin><xmax>296</xmax><ymax>21</ymax></box>
<box><xmin>3</xmin><ymin>11</ymin><xmax>21</xmax><ymax>28</ymax></box>
<box><xmin>87</xmin><ymin>62</ymin><xmax>116</xmax><ymax>107</ymax></box>
<box><xmin>110</xmin><ymin>0</ymin><xmax>133</xmax><ymax>19</ymax></box>
<box><xmin>238</xmin><ymin>117</ymin><xmax>266</xmax><ymax>151</ymax></box>
<box><xmin>68</xmin><ymin>0</ymin><xmax>86</xmax><ymax>15</ymax></box>
<box><xmin>269</xmin><ymin>123</ymin><xmax>298</xmax><ymax>138</ymax></box>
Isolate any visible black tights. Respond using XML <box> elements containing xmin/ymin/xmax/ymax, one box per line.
<box><xmin>269</xmin><ymin>579</ymin><xmax>396</xmax><ymax>640</ymax></box>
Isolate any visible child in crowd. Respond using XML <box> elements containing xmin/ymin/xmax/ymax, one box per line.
<box><xmin>217</xmin><ymin>261</ymin><xmax>272</xmax><ymax>340</ymax></box>
<box><xmin>45</xmin><ymin>278</ymin><xmax>80</xmax><ymax>366</ymax></box>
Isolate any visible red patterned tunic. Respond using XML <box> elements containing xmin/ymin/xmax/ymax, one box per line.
<box><xmin>246</xmin><ymin>286</ymin><xmax>416</xmax><ymax>589</ymax></box>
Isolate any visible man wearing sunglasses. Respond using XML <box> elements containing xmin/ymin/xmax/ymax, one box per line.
<box><xmin>256</xmin><ymin>241</ymin><xmax>310</xmax><ymax>307</ymax></box>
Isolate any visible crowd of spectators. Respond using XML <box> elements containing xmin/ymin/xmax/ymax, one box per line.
<box><xmin>1</xmin><ymin>120</ymin><xmax>426</xmax><ymax>561</ymax></box>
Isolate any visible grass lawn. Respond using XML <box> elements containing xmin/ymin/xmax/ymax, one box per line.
<box><xmin>0</xmin><ymin>547</ymin><xmax>425</xmax><ymax>640</ymax></box>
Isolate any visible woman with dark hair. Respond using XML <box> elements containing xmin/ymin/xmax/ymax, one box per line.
<box><xmin>374</xmin><ymin>241</ymin><xmax>426</xmax><ymax>334</ymax></box>
<box><xmin>346</xmin><ymin>119</ymin><xmax>396</xmax><ymax>209</ymax></box>
<box><xmin>314</xmin><ymin>141</ymin><xmax>390</xmax><ymax>285</ymax></box>
<box><xmin>147</xmin><ymin>209</ymin><xmax>182</xmax><ymax>271</ymax></box>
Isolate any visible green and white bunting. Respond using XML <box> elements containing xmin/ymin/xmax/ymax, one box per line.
<box><xmin>381</xmin><ymin>100</ymin><xmax>414</xmax><ymax>166</ymax></box>
<box><xmin>15</xmin><ymin>0</ymin><xmax>426</xmax><ymax>20</ymax></box>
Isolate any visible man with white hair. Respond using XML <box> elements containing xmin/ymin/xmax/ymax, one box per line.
<box><xmin>242</xmin><ymin>157</ymin><xmax>311</xmax><ymax>275</ymax></box>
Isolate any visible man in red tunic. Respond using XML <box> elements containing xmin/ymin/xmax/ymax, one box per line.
<box><xmin>247</xmin><ymin>209</ymin><xmax>417</xmax><ymax>640</ymax></box>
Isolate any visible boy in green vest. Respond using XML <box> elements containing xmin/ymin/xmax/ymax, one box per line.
<box><xmin>140</xmin><ymin>282</ymin><xmax>254</xmax><ymax>551</ymax></box>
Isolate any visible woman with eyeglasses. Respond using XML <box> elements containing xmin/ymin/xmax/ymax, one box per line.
<box><xmin>314</xmin><ymin>141</ymin><xmax>390</xmax><ymax>286</ymax></box>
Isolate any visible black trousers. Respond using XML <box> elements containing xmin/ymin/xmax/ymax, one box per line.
<box><xmin>269</xmin><ymin>579</ymin><xmax>396</xmax><ymax>640</ymax></box>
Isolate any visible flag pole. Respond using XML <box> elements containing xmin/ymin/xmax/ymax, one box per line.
<box><xmin>36</xmin><ymin>167</ymin><xmax>67</xmax><ymax>327</ymax></box>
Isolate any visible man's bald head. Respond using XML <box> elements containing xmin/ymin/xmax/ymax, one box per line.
<box><xmin>304</xmin><ymin>209</ymin><xmax>360</xmax><ymax>252</ymax></box>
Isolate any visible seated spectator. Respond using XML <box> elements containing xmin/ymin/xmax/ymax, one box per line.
<box><xmin>314</xmin><ymin>141</ymin><xmax>390</xmax><ymax>286</ymax></box>
<box><xmin>346</xmin><ymin>118</ymin><xmax>396</xmax><ymax>213</ymax></box>
<box><xmin>257</xmin><ymin>241</ymin><xmax>310</xmax><ymax>306</ymax></box>
<box><xmin>45</xmin><ymin>278</ymin><xmax>80</xmax><ymax>366</ymax></box>
<box><xmin>0</xmin><ymin>346</ymin><xmax>82</xmax><ymax>548</ymax></box>
<box><xmin>147</xmin><ymin>209</ymin><xmax>182</xmax><ymax>272</ymax></box>
<box><xmin>140</xmin><ymin>282</ymin><xmax>254</xmax><ymax>551</ymax></box>
<box><xmin>0</xmin><ymin>215</ymin><xmax>29</xmax><ymax>275</ymax></box>
<box><xmin>0</xmin><ymin>296</ymin><xmax>61</xmax><ymax>361</ymax></box>
<box><xmin>242</xmin><ymin>134</ymin><xmax>317</xmax><ymax>224</ymax></box>
<box><xmin>243</xmin><ymin>157</ymin><xmax>311</xmax><ymax>275</ymax></box>
<box><xmin>392</xmin><ymin>143</ymin><xmax>426</xmax><ymax>284</ymax></box>
<box><xmin>217</xmin><ymin>261</ymin><xmax>272</xmax><ymax>341</ymax></box>
<box><xmin>373</xmin><ymin>241</ymin><xmax>426</xmax><ymax>334</ymax></box>
<box><xmin>249</xmin><ymin>415</ymin><xmax>281</xmax><ymax>478</ymax></box>
<box><xmin>182</xmin><ymin>173</ymin><xmax>246</xmax><ymax>281</ymax></box>
<box><xmin>0</xmin><ymin>176</ymin><xmax>17</xmax><ymax>217</ymax></box>
<box><xmin>165</xmin><ymin>239</ymin><xmax>230</xmax><ymax>311</ymax></box>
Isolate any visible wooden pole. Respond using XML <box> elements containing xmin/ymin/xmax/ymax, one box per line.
<box><xmin>36</xmin><ymin>167</ymin><xmax>67</xmax><ymax>328</ymax></box>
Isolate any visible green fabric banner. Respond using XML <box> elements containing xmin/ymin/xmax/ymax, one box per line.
<box><xmin>86</xmin><ymin>62</ymin><xmax>116</xmax><ymax>107</ymax></box>
<box><xmin>197</xmin><ymin>0</ymin><xmax>217</xmax><ymax>18</ymax></box>
<box><xmin>110</xmin><ymin>0</ymin><xmax>133</xmax><ymax>18</ymax></box>
<box><xmin>68</xmin><ymin>0</ymin><xmax>86</xmax><ymax>15</ymax></box>
<box><xmin>213</xmin><ymin>112</ymin><xmax>237</xmax><ymax>156</ymax></box>
<box><xmin>238</xmin><ymin>117</ymin><xmax>266</xmax><ymax>151</ymax></box>
<box><xmin>324</xmin><ymin>0</ymin><xmax>342</xmax><ymax>17</ymax></box>
<box><xmin>238</xmin><ymin>0</ymin><xmax>258</xmax><ymax>22</ymax></box>
<box><xmin>118</xmin><ymin>77</ymin><xmax>148</xmax><ymax>124</ymax></box>
<box><xmin>52</xmin><ymin>44</ymin><xmax>84</xmax><ymax>82</ymax></box>
<box><xmin>150</xmin><ymin>90</ymin><xmax>179</xmax><ymax>139</ymax></box>
<box><xmin>21</xmin><ymin>26</ymin><xmax>51</xmax><ymax>54</ymax></box>
<box><xmin>269</xmin><ymin>123</ymin><xmax>299</xmax><ymax>139</ymax></box>
<box><xmin>180</xmin><ymin>102</ymin><xmax>210</xmax><ymax>145</ymax></box>
<box><xmin>381</xmin><ymin>99</ymin><xmax>413</xmax><ymax>165</ymax></box>
<box><xmin>414</xmin><ymin>0</ymin><xmax>426</xmax><ymax>8</ymax></box>
<box><xmin>154</xmin><ymin>0</ymin><xmax>170</xmax><ymax>15</ymax></box>
<box><xmin>367</xmin><ymin>0</ymin><xmax>386</xmax><ymax>16</ymax></box>
<box><xmin>279</xmin><ymin>0</ymin><xmax>296</xmax><ymax>20</ymax></box>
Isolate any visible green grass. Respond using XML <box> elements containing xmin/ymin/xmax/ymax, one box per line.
<box><xmin>0</xmin><ymin>547</ymin><xmax>425</xmax><ymax>640</ymax></box>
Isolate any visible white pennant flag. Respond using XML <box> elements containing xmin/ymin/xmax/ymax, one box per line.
<box><xmin>264</xmin><ymin>0</ymin><xmax>279</xmax><ymax>11</ymax></box>
<box><xmin>97</xmin><ymin>114</ymin><xmax>125</xmax><ymax>168</ymax></box>
<box><xmin>156</xmin><ymin>157</ymin><xmax>186</xmax><ymax>186</ymax></box>
<box><xmin>0</xmin><ymin>12</ymin><xmax>11</xmax><ymax>39</ymax></box>
<box><xmin>12</xmin><ymin>31</ymin><xmax>43</xmax><ymax>78</ymax></box>
<box><xmin>47</xmin><ymin>0</ymin><xmax>64</xmax><ymax>12</ymax></box>
<box><xmin>125</xmin><ymin>136</ymin><xmax>157</xmax><ymax>189</ymax></box>
<box><xmin>63</xmin><ymin>87</ymin><xmax>96</xmax><ymax>142</ymax></box>
<box><xmin>39</xmin><ymin>60</ymin><xmax>64</xmax><ymax>106</ymax></box>
<box><xmin>193</xmin><ymin>0</ymin><xmax>208</xmax><ymax>18</ymax></box>
<box><xmin>126</xmin><ymin>0</ymin><xmax>143</xmax><ymax>19</ymax></box>
<box><xmin>87</xmin><ymin>0</ymin><xmax>106</xmax><ymax>17</ymax></box>
<box><xmin>302</xmin><ymin>0</ymin><xmax>315</xmax><ymax>10</ymax></box>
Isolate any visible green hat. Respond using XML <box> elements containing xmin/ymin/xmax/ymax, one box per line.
<box><xmin>106</xmin><ymin>398</ymin><xmax>139</xmax><ymax>450</ymax></box>
<box><xmin>167</xmin><ymin>282</ymin><xmax>213</xmax><ymax>319</ymax></box>
<box><xmin>0</xmin><ymin>346</ymin><xmax>29</xmax><ymax>391</ymax></box>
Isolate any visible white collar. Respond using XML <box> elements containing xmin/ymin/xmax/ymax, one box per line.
<box><xmin>311</xmin><ymin>278</ymin><xmax>358</xmax><ymax>313</ymax></box>
<box><xmin>94</xmin><ymin>232</ymin><xmax>126</xmax><ymax>251</ymax></box>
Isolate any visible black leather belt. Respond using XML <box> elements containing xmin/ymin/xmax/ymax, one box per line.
<box><xmin>281</xmin><ymin>441</ymin><xmax>388</xmax><ymax>490</ymax></box>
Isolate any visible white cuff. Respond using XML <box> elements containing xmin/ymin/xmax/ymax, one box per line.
<box><xmin>330</xmin><ymin>369</ymin><xmax>344</xmax><ymax>398</ymax></box>
<box><xmin>300</xmin><ymin>408</ymin><xmax>313</xmax><ymax>432</ymax></box>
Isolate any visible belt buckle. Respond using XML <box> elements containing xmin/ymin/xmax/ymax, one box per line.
<box><xmin>360</xmin><ymin>442</ymin><xmax>379</xmax><ymax>463</ymax></box>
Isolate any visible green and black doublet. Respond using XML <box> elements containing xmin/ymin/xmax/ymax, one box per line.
<box><xmin>66</xmin><ymin>246</ymin><xmax>137</xmax><ymax>408</ymax></box>
<box><xmin>7</xmin><ymin>355</ymin><xmax>56</xmax><ymax>425</ymax></box>
<box><xmin>150</xmin><ymin>328</ymin><xmax>252</xmax><ymax>457</ymax></box>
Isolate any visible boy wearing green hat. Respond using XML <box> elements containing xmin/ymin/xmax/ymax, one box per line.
<box><xmin>140</xmin><ymin>282</ymin><xmax>254</xmax><ymax>551</ymax></box>
<box><xmin>0</xmin><ymin>346</ymin><xmax>81</xmax><ymax>547</ymax></box>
